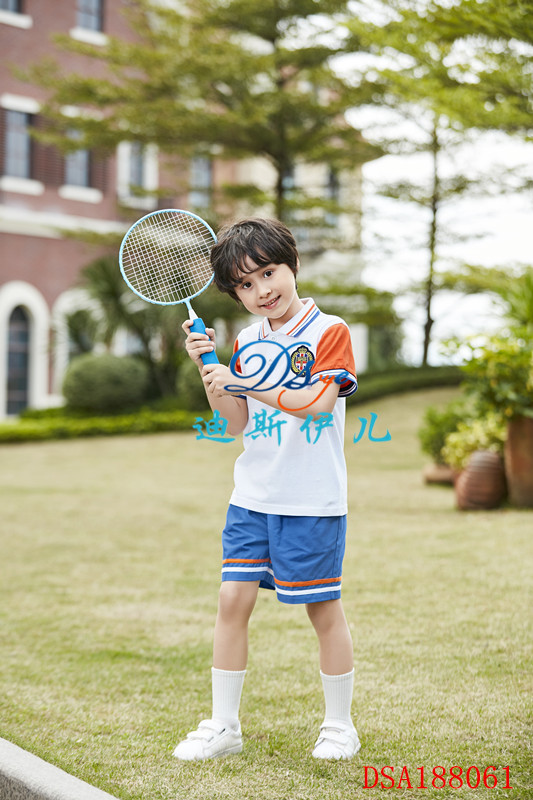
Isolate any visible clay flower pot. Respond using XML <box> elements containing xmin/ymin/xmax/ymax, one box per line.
<box><xmin>504</xmin><ymin>416</ymin><xmax>533</xmax><ymax>508</ymax></box>
<box><xmin>455</xmin><ymin>450</ymin><xmax>507</xmax><ymax>511</ymax></box>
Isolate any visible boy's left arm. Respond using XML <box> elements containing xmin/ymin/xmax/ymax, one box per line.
<box><xmin>201</xmin><ymin>364</ymin><xmax>341</xmax><ymax>420</ymax></box>
<box><xmin>202</xmin><ymin>322</ymin><xmax>356</xmax><ymax>421</ymax></box>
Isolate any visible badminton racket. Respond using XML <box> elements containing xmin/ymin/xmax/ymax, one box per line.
<box><xmin>119</xmin><ymin>208</ymin><xmax>219</xmax><ymax>365</ymax></box>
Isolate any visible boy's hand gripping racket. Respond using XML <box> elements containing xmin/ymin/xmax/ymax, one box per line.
<box><xmin>119</xmin><ymin>208</ymin><xmax>219</xmax><ymax>365</ymax></box>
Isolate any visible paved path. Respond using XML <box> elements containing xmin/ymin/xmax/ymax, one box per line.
<box><xmin>0</xmin><ymin>738</ymin><xmax>119</xmax><ymax>800</ymax></box>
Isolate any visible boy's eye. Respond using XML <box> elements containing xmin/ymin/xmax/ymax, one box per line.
<box><xmin>264</xmin><ymin>269</ymin><xmax>274</xmax><ymax>278</ymax></box>
<box><xmin>241</xmin><ymin>281</ymin><xmax>252</xmax><ymax>289</ymax></box>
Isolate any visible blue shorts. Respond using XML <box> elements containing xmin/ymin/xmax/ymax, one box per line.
<box><xmin>221</xmin><ymin>504</ymin><xmax>347</xmax><ymax>605</ymax></box>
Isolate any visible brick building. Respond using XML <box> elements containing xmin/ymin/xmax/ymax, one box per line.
<box><xmin>0</xmin><ymin>0</ymin><xmax>366</xmax><ymax>418</ymax></box>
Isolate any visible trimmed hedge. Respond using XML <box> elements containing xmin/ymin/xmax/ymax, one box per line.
<box><xmin>63</xmin><ymin>353</ymin><xmax>149</xmax><ymax>413</ymax></box>
<box><xmin>348</xmin><ymin>365</ymin><xmax>462</xmax><ymax>405</ymax></box>
<box><xmin>0</xmin><ymin>408</ymin><xmax>198</xmax><ymax>444</ymax></box>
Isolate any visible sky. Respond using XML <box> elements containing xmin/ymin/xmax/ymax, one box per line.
<box><xmin>357</xmin><ymin>130</ymin><xmax>532</xmax><ymax>366</ymax></box>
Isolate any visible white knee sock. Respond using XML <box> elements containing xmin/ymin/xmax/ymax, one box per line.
<box><xmin>320</xmin><ymin>669</ymin><xmax>355</xmax><ymax>727</ymax></box>
<box><xmin>211</xmin><ymin>667</ymin><xmax>246</xmax><ymax>730</ymax></box>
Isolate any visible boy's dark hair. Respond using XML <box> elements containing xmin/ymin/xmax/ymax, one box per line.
<box><xmin>211</xmin><ymin>218</ymin><xmax>299</xmax><ymax>300</ymax></box>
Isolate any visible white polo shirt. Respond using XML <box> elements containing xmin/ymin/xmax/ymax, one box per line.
<box><xmin>228</xmin><ymin>298</ymin><xmax>357</xmax><ymax>517</ymax></box>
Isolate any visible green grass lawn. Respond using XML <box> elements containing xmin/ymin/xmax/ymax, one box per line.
<box><xmin>1</xmin><ymin>388</ymin><xmax>531</xmax><ymax>799</ymax></box>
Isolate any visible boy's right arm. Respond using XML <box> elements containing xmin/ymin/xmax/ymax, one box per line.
<box><xmin>182</xmin><ymin>320</ymin><xmax>248</xmax><ymax>435</ymax></box>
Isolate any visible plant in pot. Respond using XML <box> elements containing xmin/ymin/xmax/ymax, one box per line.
<box><xmin>442</xmin><ymin>414</ymin><xmax>507</xmax><ymax>510</ymax></box>
<box><xmin>418</xmin><ymin>397</ymin><xmax>470</xmax><ymax>485</ymax></box>
<box><xmin>459</xmin><ymin>332</ymin><xmax>533</xmax><ymax>508</ymax></box>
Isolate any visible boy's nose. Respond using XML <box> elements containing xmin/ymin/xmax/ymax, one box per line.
<box><xmin>259</xmin><ymin>283</ymin><xmax>272</xmax><ymax>297</ymax></box>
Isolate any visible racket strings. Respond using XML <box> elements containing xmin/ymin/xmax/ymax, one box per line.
<box><xmin>121</xmin><ymin>210</ymin><xmax>215</xmax><ymax>304</ymax></box>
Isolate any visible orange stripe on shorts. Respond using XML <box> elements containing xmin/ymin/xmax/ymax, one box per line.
<box><xmin>274</xmin><ymin>576</ymin><xmax>341</xmax><ymax>588</ymax></box>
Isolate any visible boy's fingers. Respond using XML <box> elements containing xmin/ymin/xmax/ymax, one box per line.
<box><xmin>187</xmin><ymin>333</ymin><xmax>211</xmax><ymax>345</ymax></box>
<box><xmin>201</xmin><ymin>363</ymin><xmax>218</xmax><ymax>375</ymax></box>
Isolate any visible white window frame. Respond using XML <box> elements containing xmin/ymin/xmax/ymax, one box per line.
<box><xmin>0</xmin><ymin>94</ymin><xmax>44</xmax><ymax>195</ymax></box>
<box><xmin>57</xmin><ymin>106</ymin><xmax>103</xmax><ymax>203</ymax></box>
<box><xmin>0</xmin><ymin>9</ymin><xmax>32</xmax><ymax>28</ymax></box>
<box><xmin>0</xmin><ymin>282</ymin><xmax>51</xmax><ymax>417</ymax></box>
<box><xmin>116</xmin><ymin>141</ymin><xmax>159</xmax><ymax>210</ymax></box>
<box><xmin>69</xmin><ymin>26</ymin><xmax>108</xmax><ymax>46</ymax></box>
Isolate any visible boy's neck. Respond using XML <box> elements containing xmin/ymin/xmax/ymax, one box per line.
<box><xmin>268</xmin><ymin>293</ymin><xmax>305</xmax><ymax>331</ymax></box>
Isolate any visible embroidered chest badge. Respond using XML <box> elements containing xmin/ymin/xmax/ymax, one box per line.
<box><xmin>290</xmin><ymin>344</ymin><xmax>315</xmax><ymax>375</ymax></box>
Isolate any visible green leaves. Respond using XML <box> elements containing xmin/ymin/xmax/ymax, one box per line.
<box><xmin>460</xmin><ymin>333</ymin><xmax>533</xmax><ymax>420</ymax></box>
<box><xmin>25</xmin><ymin>0</ymin><xmax>372</xmax><ymax>222</ymax></box>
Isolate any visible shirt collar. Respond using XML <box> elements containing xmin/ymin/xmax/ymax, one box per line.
<box><xmin>260</xmin><ymin>298</ymin><xmax>317</xmax><ymax>339</ymax></box>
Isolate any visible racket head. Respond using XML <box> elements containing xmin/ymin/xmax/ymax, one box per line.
<box><xmin>119</xmin><ymin>209</ymin><xmax>217</xmax><ymax>306</ymax></box>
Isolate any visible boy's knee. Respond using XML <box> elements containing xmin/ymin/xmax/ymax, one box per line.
<box><xmin>218</xmin><ymin>581</ymin><xmax>257</xmax><ymax>620</ymax></box>
<box><xmin>306</xmin><ymin>598</ymin><xmax>345</xmax><ymax>631</ymax></box>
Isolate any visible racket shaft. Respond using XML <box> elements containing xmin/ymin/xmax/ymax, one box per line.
<box><xmin>190</xmin><ymin>317</ymin><xmax>219</xmax><ymax>365</ymax></box>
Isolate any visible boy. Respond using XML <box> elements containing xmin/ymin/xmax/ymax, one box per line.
<box><xmin>173</xmin><ymin>218</ymin><xmax>360</xmax><ymax>761</ymax></box>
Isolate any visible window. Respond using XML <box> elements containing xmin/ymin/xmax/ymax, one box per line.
<box><xmin>64</xmin><ymin>131</ymin><xmax>90</xmax><ymax>187</ymax></box>
<box><xmin>0</xmin><ymin>103</ymin><xmax>62</xmax><ymax>193</ymax></box>
<box><xmin>64</xmin><ymin>147</ymin><xmax>90</xmax><ymax>187</ymax></box>
<box><xmin>77</xmin><ymin>0</ymin><xmax>102</xmax><ymax>32</ymax></box>
<box><xmin>117</xmin><ymin>141</ymin><xmax>157</xmax><ymax>209</ymax></box>
<box><xmin>3</xmin><ymin>109</ymin><xmax>31</xmax><ymax>179</ymax></box>
<box><xmin>189</xmin><ymin>156</ymin><xmax>212</xmax><ymax>211</ymax></box>
<box><xmin>129</xmin><ymin>141</ymin><xmax>145</xmax><ymax>190</ymax></box>
<box><xmin>7</xmin><ymin>306</ymin><xmax>30</xmax><ymax>415</ymax></box>
<box><xmin>325</xmin><ymin>168</ymin><xmax>340</xmax><ymax>227</ymax></box>
<box><xmin>0</xmin><ymin>1</ymin><xmax>32</xmax><ymax>27</ymax></box>
<box><xmin>0</xmin><ymin>0</ymin><xmax>21</xmax><ymax>11</ymax></box>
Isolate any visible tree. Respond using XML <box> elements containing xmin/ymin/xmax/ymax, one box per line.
<box><xmin>27</xmin><ymin>0</ymin><xmax>379</xmax><ymax>225</ymax></box>
<box><xmin>75</xmin><ymin>256</ymin><xmax>182</xmax><ymax>397</ymax></box>
<box><xmin>345</xmin><ymin>0</ymin><xmax>532</xmax><ymax>364</ymax></box>
<box><xmin>418</xmin><ymin>0</ymin><xmax>533</xmax><ymax>135</ymax></box>
<box><xmin>346</xmin><ymin>7</ymin><xmax>480</xmax><ymax>363</ymax></box>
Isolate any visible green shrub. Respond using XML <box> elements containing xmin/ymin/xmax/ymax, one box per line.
<box><xmin>418</xmin><ymin>398</ymin><xmax>469</xmax><ymax>464</ymax></box>
<box><xmin>348</xmin><ymin>365</ymin><xmax>462</xmax><ymax>405</ymax></box>
<box><xmin>441</xmin><ymin>413</ymin><xmax>507</xmax><ymax>471</ymax></box>
<box><xmin>460</xmin><ymin>333</ymin><xmax>533</xmax><ymax>420</ymax></box>
<box><xmin>176</xmin><ymin>357</ymin><xmax>211</xmax><ymax>412</ymax></box>
<box><xmin>63</xmin><ymin>354</ymin><xmax>149</xmax><ymax>413</ymax></box>
<box><xmin>0</xmin><ymin>408</ymin><xmax>198</xmax><ymax>444</ymax></box>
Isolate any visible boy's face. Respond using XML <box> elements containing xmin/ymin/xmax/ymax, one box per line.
<box><xmin>233</xmin><ymin>256</ymin><xmax>303</xmax><ymax>330</ymax></box>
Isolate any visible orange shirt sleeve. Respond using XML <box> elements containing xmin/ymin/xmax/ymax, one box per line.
<box><xmin>310</xmin><ymin>324</ymin><xmax>357</xmax><ymax>395</ymax></box>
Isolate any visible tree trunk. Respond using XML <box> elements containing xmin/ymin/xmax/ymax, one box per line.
<box><xmin>422</xmin><ymin>118</ymin><xmax>440</xmax><ymax>366</ymax></box>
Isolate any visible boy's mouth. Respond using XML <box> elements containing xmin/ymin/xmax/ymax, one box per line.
<box><xmin>261</xmin><ymin>295</ymin><xmax>280</xmax><ymax>310</ymax></box>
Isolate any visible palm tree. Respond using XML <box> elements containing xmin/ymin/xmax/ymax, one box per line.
<box><xmin>78</xmin><ymin>256</ymin><xmax>184</xmax><ymax>397</ymax></box>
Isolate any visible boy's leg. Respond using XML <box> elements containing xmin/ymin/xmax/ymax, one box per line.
<box><xmin>173</xmin><ymin>581</ymin><xmax>259</xmax><ymax>761</ymax></box>
<box><xmin>213</xmin><ymin>579</ymin><xmax>260</xmax><ymax>671</ymax></box>
<box><xmin>306</xmin><ymin>599</ymin><xmax>361</xmax><ymax>760</ymax></box>
<box><xmin>306</xmin><ymin>598</ymin><xmax>353</xmax><ymax>675</ymax></box>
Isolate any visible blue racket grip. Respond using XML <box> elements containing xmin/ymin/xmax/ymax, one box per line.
<box><xmin>190</xmin><ymin>317</ymin><xmax>219</xmax><ymax>365</ymax></box>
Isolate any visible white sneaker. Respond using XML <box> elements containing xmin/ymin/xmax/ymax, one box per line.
<box><xmin>172</xmin><ymin>719</ymin><xmax>243</xmax><ymax>761</ymax></box>
<box><xmin>312</xmin><ymin>721</ymin><xmax>361</xmax><ymax>760</ymax></box>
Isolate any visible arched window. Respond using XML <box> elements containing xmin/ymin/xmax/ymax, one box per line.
<box><xmin>7</xmin><ymin>305</ymin><xmax>30</xmax><ymax>414</ymax></box>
